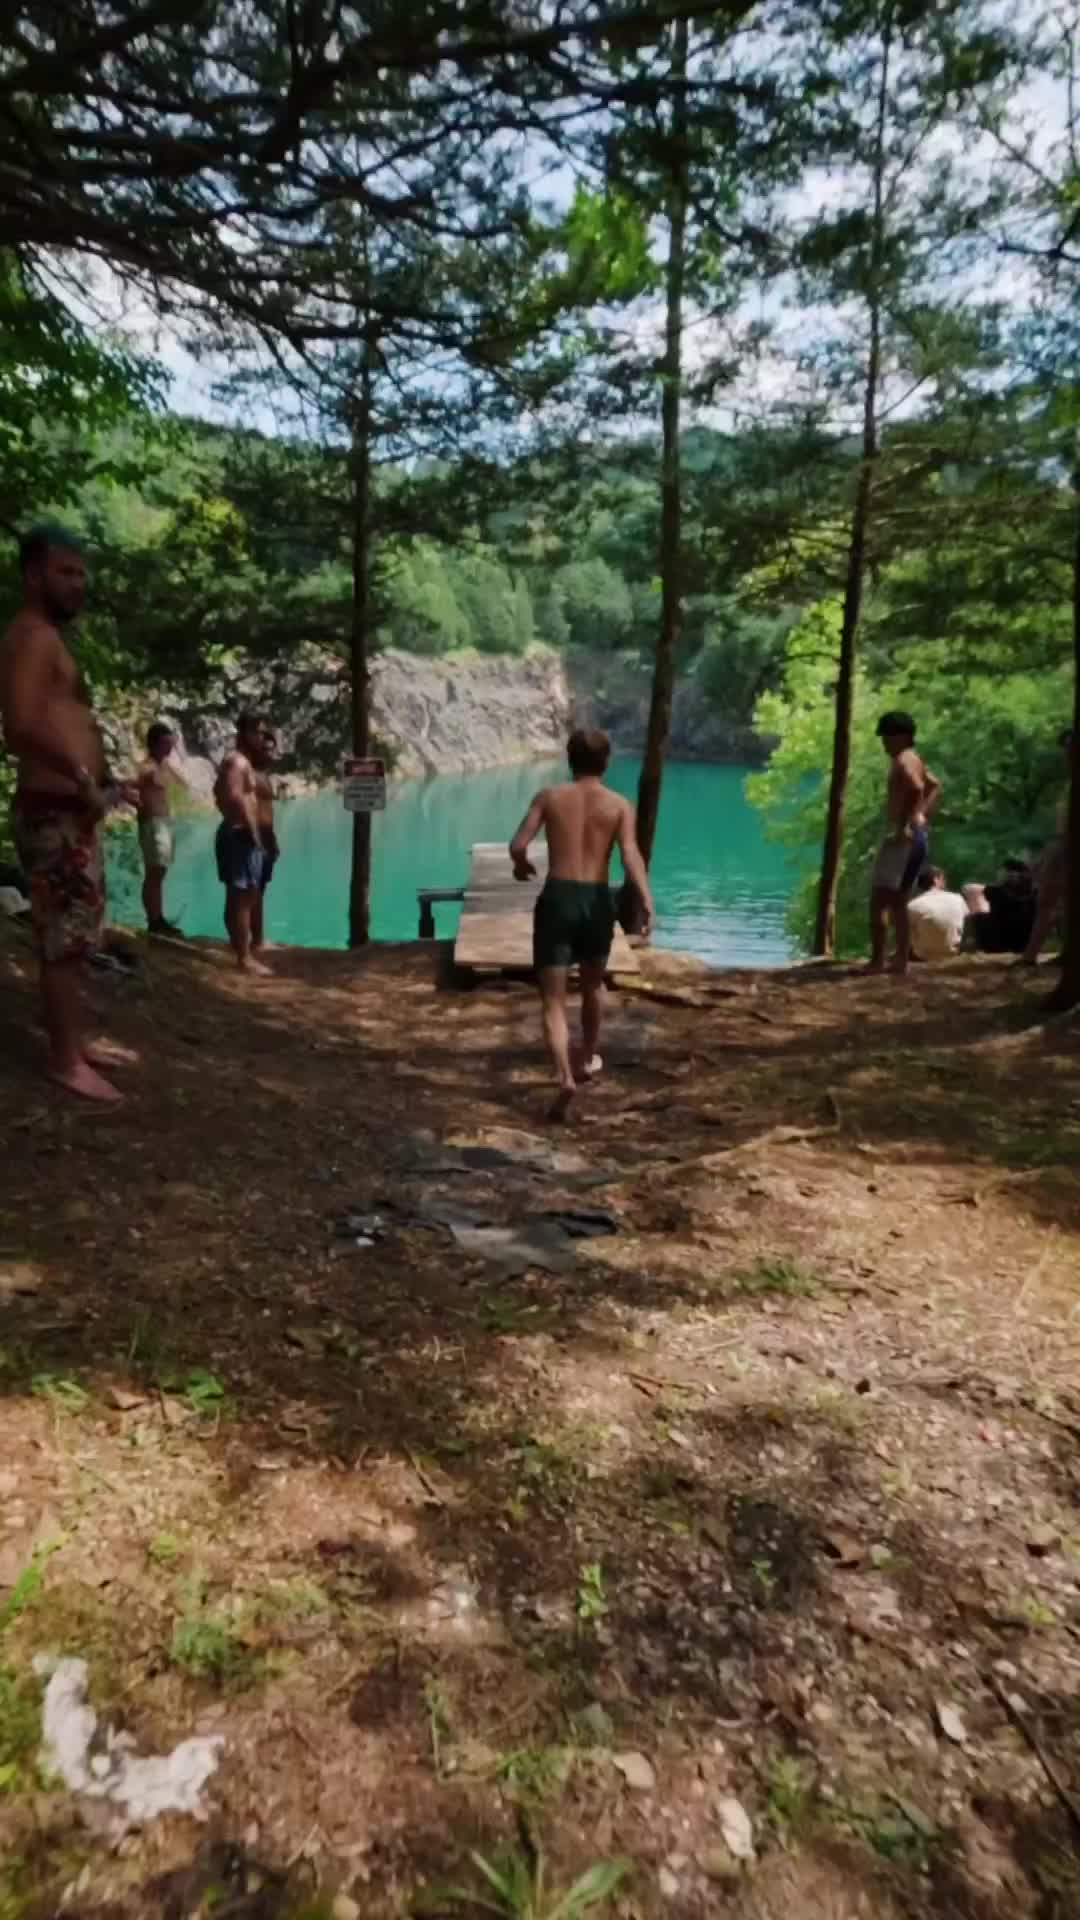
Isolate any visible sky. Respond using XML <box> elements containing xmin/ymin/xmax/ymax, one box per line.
<box><xmin>67</xmin><ymin>4</ymin><xmax>1068</xmax><ymax>444</ymax></box>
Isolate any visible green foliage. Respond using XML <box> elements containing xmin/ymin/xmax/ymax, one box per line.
<box><xmin>749</xmin><ymin>595</ymin><xmax>1072</xmax><ymax>955</ymax></box>
<box><xmin>415</xmin><ymin>1843</ymin><xmax>630</xmax><ymax>1919</ymax></box>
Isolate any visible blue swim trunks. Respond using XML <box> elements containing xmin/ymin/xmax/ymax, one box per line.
<box><xmin>215</xmin><ymin>824</ymin><xmax>274</xmax><ymax>893</ymax></box>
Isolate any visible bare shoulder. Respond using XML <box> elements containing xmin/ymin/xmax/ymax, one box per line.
<box><xmin>2</xmin><ymin>609</ymin><xmax>58</xmax><ymax>663</ymax></box>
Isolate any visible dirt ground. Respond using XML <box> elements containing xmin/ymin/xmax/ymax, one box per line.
<box><xmin>2</xmin><ymin>923</ymin><xmax>1080</xmax><ymax>1920</ymax></box>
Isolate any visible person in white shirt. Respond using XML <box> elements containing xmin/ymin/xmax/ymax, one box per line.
<box><xmin>907</xmin><ymin>866</ymin><xmax>968</xmax><ymax>961</ymax></box>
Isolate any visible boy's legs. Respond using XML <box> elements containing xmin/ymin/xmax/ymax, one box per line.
<box><xmin>869</xmin><ymin>886</ymin><xmax>892</xmax><ymax>970</ymax></box>
<box><xmin>142</xmin><ymin>863</ymin><xmax>165</xmax><ymax>927</ymax></box>
<box><xmin>538</xmin><ymin>965</ymin><xmax>576</xmax><ymax>1119</ymax></box>
<box><xmin>580</xmin><ymin>958</ymin><xmax>607</xmax><ymax>1073</ymax></box>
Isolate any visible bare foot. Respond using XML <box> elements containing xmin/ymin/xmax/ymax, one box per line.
<box><xmin>546</xmin><ymin>1082</ymin><xmax>577</xmax><ymax>1124</ymax></box>
<box><xmin>84</xmin><ymin>1040</ymin><xmax>140</xmax><ymax>1070</ymax></box>
<box><xmin>238</xmin><ymin>958</ymin><xmax>273</xmax><ymax>977</ymax></box>
<box><xmin>49</xmin><ymin>1060</ymin><xmax>125</xmax><ymax>1105</ymax></box>
<box><xmin>582</xmin><ymin>1053</ymin><xmax>604</xmax><ymax>1079</ymax></box>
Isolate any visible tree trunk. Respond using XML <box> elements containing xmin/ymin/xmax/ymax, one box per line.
<box><xmin>812</xmin><ymin>14</ymin><xmax>892</xmax><ymax>958</ymax></box>
<box><xmin>348</xmin><ymin>348</ymin><xmax>374</xmax><ymax>948</ymax></box>
<box><xmin>627</xmin><ymin>14</ymin><xmax>688</xmax><ymax>929</ymax></box>
<box><xmin>1046</xmin><ymin>473</ymin><xmax>1080</xmax><ymax>1010</ymax></box>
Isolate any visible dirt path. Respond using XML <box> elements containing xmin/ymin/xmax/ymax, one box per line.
<box><xmin>2</xmin><ymin>929</ymin><xmax>1080</xmax><ymax>1919</ymax></box>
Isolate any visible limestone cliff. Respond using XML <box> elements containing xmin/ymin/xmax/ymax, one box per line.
<box><xmin>101</xmin><ymin>644</ymin><xmax>767</xmax><ymax>792</ymax></box>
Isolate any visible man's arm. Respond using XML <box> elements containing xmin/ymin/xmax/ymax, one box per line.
<box><xmin>617</xmin><ymin>801</ymin><xmax>654</xmax><ymax>934</ymax></box>
<box><xmin>219</xmin><ymin>753</ymin><xmax>261</xmax><ymax>842</ymax></box>
<box><xmin>509</xmin><ymin>792</ymin><xmax>546</xmax><ymax>880</ymax></box>
<box><xmin>921</xmin><ymin>765</ymin><xmax>942</xmax><ymax>821</ymax></box>
<box><xmin>1</xmin><ymin>629</ymin><xmax>105</xmax><ymax>810</ymax></box>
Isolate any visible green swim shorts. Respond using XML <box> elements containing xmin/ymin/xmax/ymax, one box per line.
<box><xmin>533</xmin><ymin>878</ymin><xmax>616</xmax><ymax>972</ymax></box>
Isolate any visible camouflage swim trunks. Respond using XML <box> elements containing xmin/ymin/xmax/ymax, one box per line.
<box><xmin>12</xmin><ymin>796</ymin><xmax>105</xmax><ymax>964</ymax></box>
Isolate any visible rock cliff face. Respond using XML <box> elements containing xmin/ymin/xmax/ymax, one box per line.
<box><xmin>101</xmin><ymin>645</ymin><xmax>767</xmax><ymax>793</ymax></box>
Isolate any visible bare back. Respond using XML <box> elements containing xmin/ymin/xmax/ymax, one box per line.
<box><xmin>539</xmin><ymin>779</ymin><xmax>627</xmax><ymax>882</ymax></box>
<box><xmin>0</xmin><ymin>610</ymin><xmax>105</xmax><ymax>796</ymax></box>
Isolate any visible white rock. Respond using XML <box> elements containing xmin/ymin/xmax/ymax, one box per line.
<box><xmin>717</xmin><ymin>1795</ymin><xmax>755</xmax><ymax>1861</ymax></box>
<box><xmin>658</xmin><ymin>1867</ymin><xmax>680</xmax><ymax>1899</ymax></box>
<box><xmin>35</xmin><ymin>1656</ymin><xmax>223</xmax><ymax>1825</ymax></box>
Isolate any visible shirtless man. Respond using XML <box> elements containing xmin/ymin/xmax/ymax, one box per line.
<box><xmin>510</xmin><ymin>728</ymin><xmax>654</xmax><ymax>1120</ymax></box>
<box><xmin>869</xmin><ymin>710</ymin><xmax>942</xmax><ymax>976</ymax></box>
<box><xmin>136</xmin><ymin>721</ymin><xmax>190</xmax><ymax>936</ymax></box>
<box><xmin>213</xmin><ymin>712</ymin><xmax>278</xmax><ymax>975</ymax></box>
<box><xmin>0</xmin><ymin>526</ymin><xmax>125</xmax><ymax>1102</ymax></box>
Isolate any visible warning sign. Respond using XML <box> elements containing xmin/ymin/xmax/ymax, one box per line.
<box><xmin>342</xmin><ymin>756</ymin><xmax>387</xmax><ymax>812</ymax></box>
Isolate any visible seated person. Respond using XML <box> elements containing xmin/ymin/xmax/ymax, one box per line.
<box><xmin>963</xmin><ymin>858</ymin><xmax>1037</xmax><ymax>955</ymax></box>
<box><xmin>908</xmin><ymin>866</ymin><xmax>969</xmax><ymax>959</ymax></box>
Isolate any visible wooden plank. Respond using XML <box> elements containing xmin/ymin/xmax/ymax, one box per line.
<box><xmin>454</xmin><ymin>842</ymin><xmax>640</xmax><ymax>974</ymax></box>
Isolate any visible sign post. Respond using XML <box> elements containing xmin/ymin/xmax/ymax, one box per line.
<box><xmin>342</xmin><ymin>756</ymin><xmax>387</xmax><ymax>813</ymax></box>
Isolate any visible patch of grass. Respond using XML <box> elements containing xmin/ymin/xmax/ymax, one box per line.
<box><xmin>751</xmin><ymin>1555</ymin><xmax>777</xmax><ymax>1603</ymax></box>
<box><xmin>147</xmin><ymin>1531</ymin><xmax>182</xmax><ymax>1567</ymax></box>
<box><xmin>169</xmin><ymin>1574</ymin><xmax>256</xmax><ymax>1690</ymax></box>
<box><xmin>809</xmin><ymin>1385</ymin><xmax>865</xmax><ymax>1434</ymax></box>
<box><xmin>0</xmin><ymin>1543</ymin><xmax>62</xmax><ymax>1797</ymax></box>
<box><xmin>728</xmin><ymin>1258</ymin><xmax>820</xmax><ymax>1299</ymax></box>
<box><xmin>575</xmin><ymin>1563</ymin><xmax>607</xmax><ymax>1625</ymax></box>
<box><xmin>496</xmin><ymin>1745</ymin><xmax>574</xmax><ymax>1806</ymax></box>
<box><xmin>425</xmin><ymin>1676</ymin><xmax>455</xmax><ymax>1778</ymax></box>
<box><xmin>762</xmin><ymin>1752</ymin><xmax>814</xmax><ymax>1838</ymax></box>
<box><xmin>30</xmin><ymin>1372</ymin><xmax>89</xmax><ymax>1415</ymax></box>
<box><xmin>838</xmin><ymin>1795</ymin><xmax>938</xmax><ymax>1873</ymax></box>
<box><xmin>1004</xmin><ymin>1591</ymin><xmax>1057</xmax><ymax>1628</ymax></box>
<box><xmin>254</xmin><ymin>1576</ymin><xmax>329</xmax><ymax>1624</ymax></box>
<box><xmin>414</xmin><ymin>1840</ymin><xmax>630</xmax><ymax>1918</ymax></box>
<box><xmin>177</xmin><ymin>1367</ymin><xmax>227</xmax><ymax>1417</ymax></box>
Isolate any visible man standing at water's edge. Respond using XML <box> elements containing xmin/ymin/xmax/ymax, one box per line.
<box><xmin>137</xmin><ymin>720</ymin><xmax>191</xmax><ymax>937</ymax></box>
<box><xmin>510</xmin><ymin>728</ymin><xmax>653</xmax><ymax>1120</ymax></box>
<box><xmin>0</xmin><ymin>526</ymin><xmax>127</xmax><ymax>1102</ymax></box>
<box><xmin>869</xmin><ymin>710</ymin><xmax>941</xmax><ymax>976</ymax></box>
<box><xmin>214</xmin><ymin>713</ymin><xmax>279</xmax><ymax>975</ymax></box>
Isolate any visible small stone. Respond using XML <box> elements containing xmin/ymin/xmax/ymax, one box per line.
<box><xmin>658</xmin><ymin>1867</ymin><xmax>680</xmax><ymax>1899</ymax></box>
<box><xmin>332</xmin><ymin>1898</ymin><xmax>360</xmax><ymax>1920</ymax></box>
<box><xmin>717</xmin><ymin>1796</ymin><xmax>755</xmax><ymax>1861</ymax></box>
<box><xmin>700</xmin><ymin>1846</ymin><xmax>741</xmax><ymax>1883</ymax></box>
<box><xmin>613</xmin><ymin>1750</ymin><xmax>656</xmax><ymax>1792</ymax></box>
<box><xmin>1026</xmin><ymin>1525</ymin><xmax>1061</xmax><ymax>1558</ymax></box>
<box><xmin>936</xmin><ymin>1702</ymin><xmax>968</xmax><ymax>1745</ymax></box>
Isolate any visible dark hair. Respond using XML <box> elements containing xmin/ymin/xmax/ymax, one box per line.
<box><xmin>567</xmin><ymin>727</ymin><xmax>611</xmax><ymax>777</ymax></box>
<box><xmin>876</xmin><ymin>710</ymin><xmax>916</xmax><ymax>740</ymax></box>
<box><xmin>916</xmin><ymin>866</ymin><xmax>944</xmax><ymax>892</ymax></box>
<box><xmin>18</xmin><ymin>524</ymin><xmax>83</xmax><ymax>574</ymax></box>
<box><xmin>147</xmin><ymin>721</ymin><xmax>174</xmax><ymax>751</ymax></box>
<box><xmin>236</xmin><ymin>710</ymin><xmax>268</xmax><ymax>742</ymax></box>
<box><xmin>1002</xmin><ymin>857</ymin><xmax>1031</xmax><ymax>876</ymax></box>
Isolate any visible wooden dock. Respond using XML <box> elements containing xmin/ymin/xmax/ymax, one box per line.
<box><xmin>452</xmin><ymin>843</ymin><xmax>639</xmax><ymax>975</ymax></box>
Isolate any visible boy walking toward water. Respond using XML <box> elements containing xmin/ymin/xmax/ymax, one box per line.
<box><xmin>510</xmin><ymin>728</ymin><xmax>653</xmax><ymax>1120</ymax></box>
<box><xmin>870</xmin><ymin>710</ymin><xmax>941</xmax><ymax>976</ymax></box>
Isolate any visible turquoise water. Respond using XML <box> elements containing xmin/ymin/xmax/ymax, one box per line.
<box><xmin>107</xmin><ymin>757</ymin><xmax>799</xmax><ymax>967</ymax></box>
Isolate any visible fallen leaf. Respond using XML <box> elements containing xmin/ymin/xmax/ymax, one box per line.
<box><xmin>822</xmin><ymin>1528</ymin><xmax>864</xmax><ymax>1568</ymax></box>
<box><xmin>106</xmin><ymin>1384</ymin><xmax>147</xmax><ymax>1412</ymax></box>
<box><xmin>936</xmin><ymin>1702</ymin><xmax>968</xmax><ymax>1745</ymax></box>
<box><xmin>613</xmin><ymin>1750</ymin><xmax>656</xmax><ymax>1792</ymax></box>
